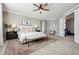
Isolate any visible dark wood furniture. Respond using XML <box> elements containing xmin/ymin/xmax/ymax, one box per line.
<box><xmin>6</xmin><ymin>31</ymin><xmax>18</xmax><ymax>40</ymax></box>
<box><xmin>35</xmin><ymin>29</ymin><xmax>40</xmax><ymax>32</ymax></box>
<box><xmin>65</xmin><ymin>29</ymin><xmax>74</xmax><ymax>36</ymax></box>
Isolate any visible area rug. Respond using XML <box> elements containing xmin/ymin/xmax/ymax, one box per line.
<box><xmin>4</xmin><ymin>38</ymin><xmax>57</xmax><ymax>55</ymax></box>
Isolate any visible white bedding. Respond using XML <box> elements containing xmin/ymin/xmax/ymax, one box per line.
<box><xmin>17</xmin><ymin>31</ymin><xmax>47</xmax><ymax>42</ymax></box>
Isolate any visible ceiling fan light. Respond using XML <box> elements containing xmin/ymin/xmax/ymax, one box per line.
<box><xmin>40</xmin><ymin>11</ymin><xmax>42</xmax><ymax>14</ymax></box>
<box><xmin>39</xmin><ymin>9</ymin><xmax>42</xmax><ymax>11</ymax></box>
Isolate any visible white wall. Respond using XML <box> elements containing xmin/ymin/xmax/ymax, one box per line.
<box><xmin>3</xmin><ymin>11</ymin><xmax>41</xmax><ymax>30</ymax></box>
<box><xmin>40</xmin><ymin>20</ymin><xmax>47</xmax><ymax>34</ymax></box>
<box><xmin>0</xmin><ymin>3</ymin><xmax>3</xmax><ymax>45</ymax></box>
<box><xmin>59</xmin><ymin>17</ymin><xmax>65</xmax><ymax>36</ymax></box>
<box><xmin>42</xmin><ymin>21</ymin><xmax>45</xmax><ymax>33</ymax></box>
<box><xmin>74</xmin><ymin>8</ymin><xmax>79</xmax><ymax>44</ymax></box>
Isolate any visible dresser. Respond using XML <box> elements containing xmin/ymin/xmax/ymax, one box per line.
<box><xmin>6</xmin><ymin>31</ymin><xmax>18</xmax><ymax>40</ymax></box>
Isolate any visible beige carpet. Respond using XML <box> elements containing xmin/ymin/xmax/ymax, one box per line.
<box><xmin>4</xmin><ymin>38</ymin><xmax>57</xmax><ymax>55</ymax></box>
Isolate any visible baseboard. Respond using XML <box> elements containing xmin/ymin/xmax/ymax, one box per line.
<box><xmin>74</xmin><ymin>39</ymin><xmax>79</xmax><ymax>44</ymax></box>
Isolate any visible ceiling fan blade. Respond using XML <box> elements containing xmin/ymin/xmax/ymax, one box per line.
<box><xmin>33</xmin><ymin>4</ymin><xmax>39</xmax><ymax>8</ymax></box>
<box><xmin>43</xmin><ymin>9</ymin><xmax>49</xmax><ymax>11</ymax></box>
<box><xmin>33</xmin><ymin>9</ymin><xmax>39</xmax><ymax>11</ymax></box>
<box><xmin>44</xmin><ymin>3</ymin><xmax>48</xmax><ymax>7</ymax></box>
<box><xmin>41</xmin><ymin>8</ymin><xmax>49</xmax><ymax>11</ymax></box>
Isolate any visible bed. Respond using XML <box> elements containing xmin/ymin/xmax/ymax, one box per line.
<box><xmin>17</xmin><ymin>26</ymin><xmax>47</xmax><ymax>46</ymax></box>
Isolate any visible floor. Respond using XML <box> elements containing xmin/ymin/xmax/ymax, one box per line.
<box><xmin>0</xmin><ymin>42</ymin><xmax>7</xmax><ymax>55</ymax></box>
<box><xmin>0</xmin><ymin>35</ymin><xmax>79</xmax><ymax>55</ymax></box>
<box><xmin>65</xmin><ymin>35</ymin><xmax>74</xmax><ymax>41</ymax></box>
<box><xmin>30</xmin><ymin>35</ymin><xmax>79</xmax><ymax>55</ymax></box>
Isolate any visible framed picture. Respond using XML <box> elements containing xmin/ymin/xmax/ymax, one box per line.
<box><xmin>22</xmin><ymin>17</ymin><xmax>31</xmax><ymax>26</ymax></box>
<box><xmin>26</xmin><ymin>19</ymin><xmax>31</xmax><ymax>26</ymax></box>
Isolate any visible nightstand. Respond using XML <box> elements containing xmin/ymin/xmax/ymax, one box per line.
<box><xmin>35</xmin><ymin>30</ymin><xmax>40</xmax><ymax>32</ymax></box>
<box><xmin>6</xmin><ymin>31</ymin><xmax>18</xmax><ymax>40</ymax></box>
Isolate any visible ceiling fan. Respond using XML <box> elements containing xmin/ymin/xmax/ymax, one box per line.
<box><xmin>33</xmin><ymin>3</ymin><xmax>49</xmax><ymax>14</ymax></box>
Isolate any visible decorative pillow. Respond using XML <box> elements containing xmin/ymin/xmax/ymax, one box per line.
<box><xmin>26</xmin><ymin>27</ymin><xmax>31</xmax><ymax>32</ymax></box>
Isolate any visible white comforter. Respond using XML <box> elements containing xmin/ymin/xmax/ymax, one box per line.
<box><xmin>17</xmin><ymin>31</ymin><xmax>47</xmax><ymax>42</ymax></box>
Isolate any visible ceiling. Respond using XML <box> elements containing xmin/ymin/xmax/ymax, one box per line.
<box><xmin>3</xmin><ymin>3</ymin><xmax>79</xmax><ymax>20</ymax></box>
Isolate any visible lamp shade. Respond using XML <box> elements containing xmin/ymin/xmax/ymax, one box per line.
<box><xmin>12</xmin><ymin>24</ymin><xmax>16</xmax><ymax>27</ymax></box>
<box><xmin>34</xmin><ymin>25</ymin><xmax>38</xmax><ymax>28</ymax></box>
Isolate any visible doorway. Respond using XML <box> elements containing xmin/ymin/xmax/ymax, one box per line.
<box><xmin>65</xmin><ymin>13</ymin><xmax>74</xmax><ymax>40</ymax></box>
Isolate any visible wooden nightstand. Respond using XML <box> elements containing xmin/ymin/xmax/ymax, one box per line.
<box><xmin>6</xmin><ymin>31</ymin><xmax>18</xmax><ymax>40</ymax></box>
<box><xmin>35</xmin><ymin>30</ymin><xmax>40</xmax><ymax>32</ymax></box>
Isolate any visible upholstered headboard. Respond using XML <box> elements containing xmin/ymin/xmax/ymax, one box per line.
<box><xmin>18</xmin><ymin>26</ymin><xmax>35</xmax><ymax>32</ymax></box>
